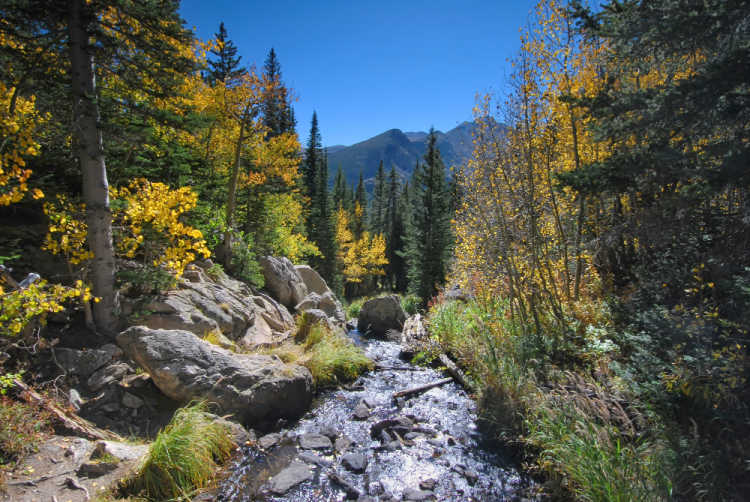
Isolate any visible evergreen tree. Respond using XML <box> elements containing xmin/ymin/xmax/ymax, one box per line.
<box><xmin>302</xmin><ymin>112</ymin><xmax>322</xmax><ymax>197</ymax></box>
<box><xmin>353</xmin><ymin>171</ymin><xmax>367</xmax><ymax>239</ymax></box>
<box><xmin>309</xmin><ymin>148</ymin><xmax>336</xmax><ymax>282</ymax></box>
<box><xmin>404</xmin><ymin>129</ymin><xmax>452</xmax><ymax>304</ymax></box>
<box><xmin>262</xmin><ymin>48</ymin><xmax>295</xmax><ymax>137</ymax></box>
<box><xmin>370</xmin><ymin>160</ymin><xmax>386</xmax><ymax>234</ymax></box>
<box><xmin>207</xmin><ymin>22</ymin><xmax>244</xmax><ymax>84</ymax></box>
<box><xmin>393</xmin><ymin>180</ymin><xmax>411</xmax><ymax>293</ymax></box>
<box><xmin>384</xmin><ymin>166</ymin><xmax>406</xmax><ymax>290</ymax></box>
<box><xmin>332</xmin><ymin>165</ymin><xmax>348</xmax><ymax>210</ymax></box>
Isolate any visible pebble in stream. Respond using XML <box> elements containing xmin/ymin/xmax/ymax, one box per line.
<box><xmin>217</xmin><ymin>333</ymin><xmax>534</xmax><ymax>501</ymax></box>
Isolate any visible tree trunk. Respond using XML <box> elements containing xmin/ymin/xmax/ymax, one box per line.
<box><xmin>220</xmin><ymin>117</ymin><xmax>246</xmax><ymax>266</ymax></box>
<box><xmin>68</xmin><ymin>0</ymin><xmax>118</xmax><ymax>336</ymax></box>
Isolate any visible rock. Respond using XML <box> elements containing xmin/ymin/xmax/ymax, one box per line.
<box><xmin>357</xmin><ymin>296</ymin><xmax>406</xmax><ymax>338</ymax></box>
<box><xmin>341</xmin><ymin>452</ymin><xmax>368</xmax><ymax>473</ymax></box>
<box><xmin>295</xmin><ymin>292</ymin><xmax>322</xmax><ymax>312</ymax></box>
<box><xmin>87</xmin><ymin>362</ymin><xmax>132</xmax><ymax>392</ymax></box>
<box><xmin>121</xmin><ymin>392</ymin><xmax>144</xmax><ymax>409</ymax></box>
<box><xmin>335</xmin><ymin>435</ymin><xmax>354</xmax><ymax>453</ymax></box>
<box><xmin>117</xmin><ymin>327</ymin><xmax>313</xmax><ymax>425</ymax></box>
<box><xmin>353</xmin><ymin>401</ymin><xmax>370</xmax><ymax>420</ymax></box>
<box><xmin>260</xmin><ymin>256</ymin><xmax>308</xmax><ymax>309</ymax></box>
<box><xmin>69</xmin><ymin>388</ymin><xmax>84</xmax><ymax>411</ymax></box>
<box><xmin>298</xmin><ymin>450</ymin><xmax>332</xmax><ymax>467</ymax></box>
<box><xmin>78</xmin><ymin>461</ymin><xmax>119</xmax><ymax>477</ymax></box>
<box><xmin>268</xmin><ymin>460</ymin><xmax>313</xmax><ymax>495</ymax></box>
<box><xmin>318</xmin><ymin>424</ymin><xmax>339</xmax><ymax>440</ymax></box>
<box><xmin>402</xmin><ymin>487</ymin><xmax>435</xmax><ymax>500</ymax></box>
<box><xmin>204</xmin><ymin>414</ymin><xmax>255</xmax><ymax>446</ymax></box>
<box><xmin>368</xmin><ymin>481</ymin><xmax>384</xmax><ymax>496</ymax></box>
<box><xmin>346</xmin><ymin>319</ymin><xmax>357</xmax><ymax>331</ymax></box>
<box><xmin>298</xmin><ymin>309</ymin><xmax>334</xmax><ymax>336</ymax></box>
<box><xmin>192</xmin><ymin>491</ymin><xmax>217</xmax><ymax>502</ymax></box>
<box><xmin>137</xmin><ymin>269</ymin><xmax>294</xmax><ymax>349</ymax></box>
<box><xmin>298</xmin><ymin>433</ymin><xmax>332</xmax><ymax>450</ymax></box>
<box><xmin>400</xmin><ymin>314</ymin><xmax>429</xmax><ymax>359</ymax></box>
<box><xmin>319</xmin><ymin>291</ymin><xmax>346</xmax><ymax>323</ymax></box>
<box><xmin>55</xmin><ymin>344</ymin><xmax>122</xmax><ymax>378</ymax></box>
<box><xmin>445</xmin><ymin>285</ymin><xmax>471</xmax><ymax>302</ymax></box>
<box><xmin>258</xmin><ymin>433</ymin><xmax>281</xmax><ymax>449</ymax></box>
<box><xmin>121</xmin><ymin>372</ymin><xmax>151</xmax><ymax>389</ymax></box>
<box><xmin>294</xmin><ymin>264</ymin><xmax>330</xmax><ymax>296</ymax></box>
<box><xmin>91</xmin><ymin>440</ymin><xmax>149</xmax><ymax>461</ymax></box>
<box><xmin>419</xmin><ymin>479</ymin><xmax>437</xmax><ymax>490</ymax></box>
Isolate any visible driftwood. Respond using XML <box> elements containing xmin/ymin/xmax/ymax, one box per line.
<box><xmin>392</xmin><ymin>377</ymin><xmax>453</xmax><ymax>399</ymax></box>
<box><xmin>438</xmin><ymin>353</ymin><xmax>474</xmax><ymax>392</ymax></box>
<box><xmin>13</xmin><ymin>379</ymin><xmax>120</xmax><ymax>441</ymax></box>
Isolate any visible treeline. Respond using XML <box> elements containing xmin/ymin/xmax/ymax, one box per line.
<box><xmin>447</xmin><ymin>0</ymin><xmax>750</xmax><ymax>499</ymax></box>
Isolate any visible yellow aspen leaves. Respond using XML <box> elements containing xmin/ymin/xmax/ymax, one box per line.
<box><xmin>335</xmin><ymin>206</ymin><xmax>388</xmax><ymax>284</ymax></box>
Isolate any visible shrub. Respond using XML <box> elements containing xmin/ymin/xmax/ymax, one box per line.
<box><xmin>400</xmin><ymin>294</ymin><xmax>421</xmax><ymax>315</ymax></box>
<box><xmin>123</xmin><ymin>402</ymin><xmax>233</xmax><ymax>501</ymax></box>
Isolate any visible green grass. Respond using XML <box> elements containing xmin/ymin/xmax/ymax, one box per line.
<box><xmin>122</xmin><ymin>402</ymin><xmax>233</xmax><ymax>501</ymax></box>
<box><xmin>300</xmin><ymin>324</ymin><xmax>373</xmax><ymax>388</ymax></box>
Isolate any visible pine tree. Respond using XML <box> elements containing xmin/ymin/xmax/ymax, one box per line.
<box><xmin>207</xmin><ymin>22</ymin><xmax>244</xmax><ymax>84</ymax></box>
<box><xmin>353</xmin><ymin>171</ymin><xmax>367</xmax><ymax>239</ymax></box>
<box><xmin>384</xmin><ymin>166</ymin><xmax>406</xmax><ymax>290</ymax></box>
<box><xmin>332</xmin><ymin>165</ymin><xmax>348</xmax><ymax>210</ymax></box>
<box><xmin>404</xmin><ymin>129</ymin><xmax>452</xmax><ymax>304</ymax></box>
<box><xmin>393</xmin><ymin>180</ymin><xmax>411</xmax><ymax>293</ymax></box>
<box><xmin>262</xmin><ymin>48</ymin><xmax>295</xmax><ymax>138</ymax></box>
<box><xmin>302</xmin><ymin>112</ymin><xmax>322</xmax><ymax>197</ymax></box>
<box><xmin>370</xmin><ymin>160</ymin><xmax>386</xmax><ymax>234</ymax></box>
<box><xmin>310</xmin><ymin>148</ymin><xmax>336</xmax><ymax>282</ymax></box>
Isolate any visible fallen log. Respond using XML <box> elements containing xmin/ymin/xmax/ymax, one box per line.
<box><xmin>392</xmin><ymin>377</ymin><xmax>453</xmax><ymax>400</ymax></box>
<box><xmin>438</xmin><ymin>353</ymin><xmax>474</xmax><ymax>392</ymax></box>
<box><xmin>13</xmin><ymin>379</ymin><xmax>120</xmax><ymax>441</ymax></box>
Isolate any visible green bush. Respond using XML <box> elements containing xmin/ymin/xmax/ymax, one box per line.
<box><xmin>123</xmin><ymin>402</ymin><xmax>233</xmax><ymax>501</ymax></box>
<box><xmin>345</xmin><ymin>297</ymin><xmax>366</xmax><ymax>319</ymax></box>
<box><xmin>400</xmin><ymin>294</ymin><xmax>421</xmax><ymax>315</ymax></box>
<box><xmin>0</xmin><ymin>397</ymin><xmax>52</xmax><ymax>466</ymax></box>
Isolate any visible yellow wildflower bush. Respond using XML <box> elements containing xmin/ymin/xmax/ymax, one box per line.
<box><xmin>0</xmin><ymin>280</ymin><xmax>89</xmax><ymax>338</ymax></box>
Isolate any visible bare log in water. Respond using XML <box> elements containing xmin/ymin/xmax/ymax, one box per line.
<box><xmin>438</xmin><ymin>353</ymin><xmax>474</xmax><ymax>392</ymax></box>
<box><xmin>392</xmin><ymin>377</ymin><xmax>453</xmax><ymax>399</ymax></box>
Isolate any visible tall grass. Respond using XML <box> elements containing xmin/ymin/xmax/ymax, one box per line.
<box><xmin>123</xmin><ymin>402</ymin><xmax>233</xmax><ymax>501</ymax></box>
<box><xmin>426</xmin><ymin>296</ymin><xmax>676</xmax><ymax>500</ymax></box>
<box><xmin>300</xmin><ymin>324</ymin><xmax>373</xmax><ymax>388</ymax></box>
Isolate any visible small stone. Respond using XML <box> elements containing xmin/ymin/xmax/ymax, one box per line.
<box><xmin>318</xmin><ymin>424</ymin><xmax>339</xmax><ymax>439</ymax></box>
<box><xmin>69</xmin><ymin>388</ymin><xmax>84</xmax><ymax>411</ymax></box>
<box><xmin>87</xmin><ymin>362</ymin><xmax>132</xmax><ymax>392</ymax></box>
<box><xmin>404</xmin><ymin>432</ymin><xmax>422</xmax><ymax>440</ymax></box>
<box><xmin>268</xmin><ymin>460</ymin><xmax>312</xmax><ymax>495</ymax></box>
<box><xmin>419</xmin><ymin>479</ymin><xmax>437</xmax><ymax>490</ymax></box>
<box><xmin>298</xmin><ymin>433</ymin><xmax>332</xmax><ymax>450</ymax></box>
<box><xmin>402</xmin><ymin>487</ymin><xmax>435</xmax><ymax>500</ymax></box>
<box><xmin>335</xmin><ymin>435</ymin><xmax>354</xmax><ymax>453</ymax></box>
<box><xmin>341</xmin><ymin>452</ymin><xmax>368</xmax><ymax>473</ymax></box>
<box><xmin>91</xmin><ymin>440</ymin><xmax>149</xmax><ymax>461</ymax></box>
<box><xmin>258</xmin><ymin>433</ymin><xmax>281</xmax><ymax>450</ymax></box>
<box><xmin>368</xmin><ymin>481</ymin><xmax>384</xmax><ymax>496</ymax></box>
<box><xmin>357</xmin><ymin>496</ymin><xmax>375</xmax><ymax>502</ymax></box>
<box><xmin>298</xmin><ymin>450</ymin><xmax>332</xmax><ymax>467</ymax></box>
<box><xmin>427</xmin><ymin>438</ymin><xmax>443</xmax><ymax>447</ymax></box>
<box><xmin>463</xmin><ymin>467</ymin><xmax>479</xmax><ymax>485</ymax></box>
<box><xmin>78</xmin><ymin>461</ymin><xmax>119</xmax><ymax>477</ymax></box>
<box><xmin>121</xmin><ymin>373</ymin><xmax>151</xmax><ymax>389</ymax></box>
<box><xmin>353</xmin><ymin>402</ymin><xmax>370</xmax><ymax>420</ymax></box>
<box><xmin>121</xmin><ymin>392</ymin><xmax>144</xmax><ymax>409</ymax></box>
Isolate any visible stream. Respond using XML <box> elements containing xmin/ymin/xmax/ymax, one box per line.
<box><xmin>216</xmin><ymin>331</ymin><xmax>534</xmax><ymax>501</ymax></box>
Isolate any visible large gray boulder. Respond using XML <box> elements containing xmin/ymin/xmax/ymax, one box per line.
<box><xmin>137</xmin><ymin>264</ymin><xmax>295</xmax><ymax>351</ymax></box>
<box><xmin>260</xmin><ymin>256</ymin><xmax>308</xmax><ymax>309</ymax></box>
<box><xmin>117</xmin><ymin>327</ymin><xmax>313</xmax><ymax>426</ymax></box>
<box><xmin>295</xmin><ymin>290</ymin><xmax>346</xmax><ymax>324</ymax></box>
<box><xmin>357</xmin><ymin>295</ymin><xmax>407</xmax><ymax>338</ymax></box>
<box><xmin>294</xmin><ymin>265</ymin><xmax>330</xmax><ymax>296</ymax></box>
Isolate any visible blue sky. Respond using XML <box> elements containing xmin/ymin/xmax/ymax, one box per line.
<box><xmin>179</xmin><ymin>1</ymin><xmax>536</xmax><ymax>147</ymax></box>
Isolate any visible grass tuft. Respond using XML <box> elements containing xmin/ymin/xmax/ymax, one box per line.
<box><xmin>122</xmin><ymin>401</ymin><xmax>233</xmax><ymax>501</ymax></box>
<box><xmin>299</xmin><ymin>324</ymin><xmax>373</xmax><ymax>388</ymax></box>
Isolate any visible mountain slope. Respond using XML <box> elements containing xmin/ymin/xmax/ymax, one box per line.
<box><xmin>327</xmin><ymin>122</ymin><xmax>481</xmax><ymax>186</ymax></box>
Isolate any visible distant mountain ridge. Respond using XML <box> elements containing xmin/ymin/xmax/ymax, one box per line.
<box><xmin>326</xmin><ymin>121</ymin><xmax>479</xmax><ymax>187</ymax></box>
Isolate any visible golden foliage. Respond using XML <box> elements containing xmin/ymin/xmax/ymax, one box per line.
<box><xmin>335</xmin><ymin>206</ymin><xmax>388</xmax><ymax>283</ymax></box>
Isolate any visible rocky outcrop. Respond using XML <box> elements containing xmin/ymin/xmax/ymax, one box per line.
<box><xmin>259</xmin><ymin>256</ymin><xmax>308</xmax><ymax>309</ymax></box>
<box><xmin>117</xmin><ymin>326</ymin><xmax>313</xmax><ymax>426</ymax></box>
<box><xmin>54</xmin><ymin>344</ymin><xmax>123</xmax><ymax>378</ymax></box>
<box><xmin>295</xmin><ymin>291</ymin><xmax>345</xmax><ymax>324</ymax></box>
<box><xmin>136</xmin><ymin>263</ymin><xmax>295</xmax><ymax>351</ymax></box>
<box><xmin>357</xmin><ymin>295</ymin><xmax>406</xmax><ymax>338</ymax></box>
<box><xmin>294</xmin><ymin>265</ymin><xmax>329</xmax><ymax>296</ymax></box>
<box><xmin>399</xmin><ymin>313</ymin><xmax>430</xmax><ymax>359</ymax></box>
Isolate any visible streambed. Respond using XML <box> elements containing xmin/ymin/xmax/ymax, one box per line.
<box><xmin>216</xmin><ymin>331</ymin><xmax>534</xmax><ymax>501</ymax></box>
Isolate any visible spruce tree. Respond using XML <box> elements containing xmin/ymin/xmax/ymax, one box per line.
<box><xmin>302</xmin><ymin>112</ymin><xmax>322</xmax><ymax>197</ymax></box>
<box><xmin>353</xmin><ymin>171</ymin><xmax>367</xmax><ymax>239</ymax></box>
<box><xmin>262</xmin><ymin>48</ymin><xmax>295</xmax><ymax>137</ymax></box>
<box><xmin>207</xmin><ymin>22</ymin><xmax>244</xmax><ymax>84</ymax></box>
<box><xmin>370</xmin><ymin>160</ymin><xmax>386</xmax><ymax>234</ymax></box>
<box><xmin>404</xmin><ymin>129</ymin><xmax>452</xmax><ymax>304</ymax></box>
<box><xmin>384</xmin><ymin>166</ymin><xmax>406</xmax><ymax>290</ymax></box>
<box><xmin>332</xmin><ymin>165</ymin><xmax>348</xmax><ymax>210</ymax></box>
<box><xmin>310</xmin><ymin>148</ymin><xmax>336</xmax><ymax>282</ymax></box>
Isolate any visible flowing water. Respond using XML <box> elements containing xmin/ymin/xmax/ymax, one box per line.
<box><xmin>217</xmin><ymin>331</ymin><xmax>534</xmax><ymax>501</ymax></box>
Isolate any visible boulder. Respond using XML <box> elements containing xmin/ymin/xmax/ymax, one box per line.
<box><xmin>357</xmin><ymin>295</ymin><xmax>406</xmax><ymax>338</ymax></box>
<box><xmin>117</xmin><ymin>327</ymin><xmax>313</xmax><ymax>426</ymax></box>
<box><xmin>399</xmin><ymin>313</ymin><xmax>429</xmax><ymax>359</ymax></box>
<box><xmin>294</xmin><ymin>265</ymin><xmax>331</xmax><ymax>296</ymax></box>
<box><xmin>318</xmin><ymin>291</ymin><xmax>345</xmax><ymax>323</ymax></box>
<box><xmin>54</xmin><ymin>344</ymin><xmax>122</xmax><ymax>378</ymax></box>
<box><xmin>137</xmin><ymin>267</ymin><xmax>294</xmax><ymax>351</ymax></box>
<box><xmin>295</xmin><ymin>292</ymin><xmax>322</xmax><ymax>313</ymax></box>
<box><xmin>268</xmin><ymin>460</ymin><xmax>312</xmax><ymax>495</ymax></box>
<box><xmin>259</xmin><ymin>256</ymin><xmax>308</xmax><ymax>309</ymax></box>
